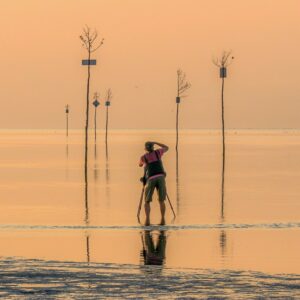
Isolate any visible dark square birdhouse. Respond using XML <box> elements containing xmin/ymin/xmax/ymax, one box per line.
<box><xmin>220</xmin><ymin>67</ymin><xmax>227</xmax><ymax>78</ymax></box>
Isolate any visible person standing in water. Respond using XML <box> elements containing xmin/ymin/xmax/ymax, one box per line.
<box><xmin>139</xmin><ymin>141</ymin><xmax>169</xmax><ymax>225</ymax></box>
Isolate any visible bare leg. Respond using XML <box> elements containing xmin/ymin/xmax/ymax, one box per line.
<box><xmin>144</xmin><ymin>202</ymin><xmax>151</xmax><ymax>226</ymax></box>
<box><xmin>159</xmin><ymin>201</ymin><xmax>166</xmax><ymax>225</ymax></box>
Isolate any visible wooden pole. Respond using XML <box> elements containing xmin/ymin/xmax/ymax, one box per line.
<box><xmin>85</xmin><ymin>49</ymin><xmax>91</xmax><ymax>182</ymax></box>
<box><xmin>94</xmin><ymin>106</ymin><xmax>97</xmax><ymax>143</ymax></box>
<box><xmin>176</xmin><ymin>103</ymin><xmax>179</xmax><ymax>151</ymax></box>
<box><xmin>105</xmin><ymin>104</ymin><xmax>109</xmax><ymax>147</ymax></box>
<box><xmin>176</xmin><ymin>72</ymin><xmax>180</xmax><ymax>152</ymax></box>
<box><xmin>221</xmin><ymin>74</ymin><xmax>225</xmax><ymax>220</ymax></box>
<box><xmin>65</xmin><ymin>105</ymin><xmax>69</xmax><ymax>137</ymax></box>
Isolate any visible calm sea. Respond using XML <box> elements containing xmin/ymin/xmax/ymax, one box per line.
<box><xmin>0</xmin><ymin>129</ymin><xmax>299</xmax><ymax>298</ymax></box>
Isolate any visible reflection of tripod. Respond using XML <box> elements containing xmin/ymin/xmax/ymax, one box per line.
<box><xmin>140</xmin><ymin>231</ymin><xmax>167</xmax><ymax>266</ymax></box>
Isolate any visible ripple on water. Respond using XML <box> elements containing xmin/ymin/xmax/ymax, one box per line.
<box><xmin>0</xmin><ymin>222</ymin><xmax>300</xmax><ymax>231</ymax></box>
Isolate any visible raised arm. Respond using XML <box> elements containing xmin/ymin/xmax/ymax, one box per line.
<box><xmin>152</xmin><ymin>141</ymin><xmax>169</xmax><ymax>152</ymax></box>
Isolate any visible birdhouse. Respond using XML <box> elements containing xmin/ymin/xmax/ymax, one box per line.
<box><xmin>176</xmin><ymin>97</ymin><xmax>181</xmax><ymax>103</ymax></box>
<box><xmin>105</xmin><ymin>101</ymin><xmax>111</xmax><ymax>106</ymax></box>
<box><xmin>93</xmin><ymin>99</ymin><xmax>100</xmax><ymax>107</ymax></box>
<box><xmin>220</xmin><ymin>67</ymin><xmax>227</xmax><ymax>78</ymax></box>
<box><xmin>65</xmin><ymin>106</ymin><xmax>69</xmax><ymax>113</ymax></box>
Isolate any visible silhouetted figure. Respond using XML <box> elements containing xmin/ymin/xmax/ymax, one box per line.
<box><xmin>139</xmin><ymin>141</ymin><xmax>169</xmax><ymax>226</ymax></box>
<box><xmin>140</xmin><ymin>230</ymin><xmax>167</xmax><ymax>266</ymax></box>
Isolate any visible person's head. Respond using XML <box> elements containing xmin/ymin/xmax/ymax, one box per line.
<box><xmin>145</xmin><ymin>141</ymin><xmax>154</xmax><ymax>152</ymax></box>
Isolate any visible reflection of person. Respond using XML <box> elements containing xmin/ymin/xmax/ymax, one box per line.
<box><xmin>141</xmin><ymin>230</ymin><xmax>167</xmax><ymax>266</ymax></box>
<box><xmin>139</xmin><ymin>141</ymin><xmax>169</xmax><ymax>226</ymax></box>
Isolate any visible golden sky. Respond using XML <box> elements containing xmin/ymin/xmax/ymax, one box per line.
<box><xmin>1</xmin><ymin>0</ymin><xmax>300</xmax><ymax>129</ymax></box>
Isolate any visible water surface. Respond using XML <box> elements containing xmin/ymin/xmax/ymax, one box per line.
<box><xmin>0</xmin><ymin>130</ymin><xmax>299</xmax><ymax>297</ymax></box>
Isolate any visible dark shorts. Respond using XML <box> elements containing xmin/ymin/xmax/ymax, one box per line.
<box><xmin>145</xmin><ymin>176</ymin><xmax>166</xmax><ymax>203</ymax></box>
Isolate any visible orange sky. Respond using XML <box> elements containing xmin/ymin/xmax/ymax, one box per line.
<box><xmin>1</xmin><ymin>0</ymin><xmax>300</xmax><ymax>129</ymax></box>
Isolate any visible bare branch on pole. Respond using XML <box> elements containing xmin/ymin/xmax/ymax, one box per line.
<box><xmin>80</xmin><ymin>25</ymin><xmax>104</xmax><ymax>54</ymax></box>
<box><xmin>177</xmin><ymin>69</ymin><xmax>191</xmax><ymax>97</ymax></box>
<box><xmin>106</xmin><ymin>88</ymin><xmax>113</xmax><ymax>102</ymax></box>
<box><xmin>212</xmin><ymin>50</ymin><xmax>234</xmax><ymax>67</ymax></box>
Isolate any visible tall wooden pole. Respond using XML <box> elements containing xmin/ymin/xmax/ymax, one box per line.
<box><xmin>84</xmin><ymin>49</ymin><xmax>91</xmax><ymax>230</ymax></box>
<box><xmin>80</xmin><ymin>27</ymin><xmax>103</xmax><ymax>244</ymax></box>
<box><xmin>221</xmin><ymin>76</ymin><xmax>225</xmax><ymax>163</ymax></box>
<box><xmin>85</xmin><ymin>49</ymin><xmax>91</xmax><ymax>172</ymax></box>
<box><xmin>176</xmin><ymin>72</ymin><xmax>180</xmax><ymax>152</ymax></box>
<box><xmin>214</xmin><ymin>52</ymin><xmax>233</xmax><ymax>222</ymax></box>
<box><xmin>221</xmin><ymin>75</ymin><xmax>225</xmax><ymax>220</ymax></box>
<box><xmin>219</xmin><ymin>66</ymin><xmax>227</xmax><ymax>221</ymax></box>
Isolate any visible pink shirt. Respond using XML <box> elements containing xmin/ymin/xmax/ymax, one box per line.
<box><xmin>139</xmin><ymin>147</ymin><xmax>167</xmax><ymax>180</ymax></box>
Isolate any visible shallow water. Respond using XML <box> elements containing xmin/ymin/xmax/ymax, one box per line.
<box><xmin>0</xmin><ymin>130</ymin><xmax>299</xmax><ymax>297</ymax></box>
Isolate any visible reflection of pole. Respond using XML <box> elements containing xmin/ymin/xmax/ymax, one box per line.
<box><xmin>106</xmin><ymin>156</ymin><xmax>110</xmax><ymax>184</ymax></box>
<box><xmin>105</xmin><ymin>154</ymin><xmax>111</xmax><ymax>207</ymax></box>
<box><xmin>66</xmin><ymin>143</ymin><xmax>69</xmax><ymax>158</ymax></box>
<box><xmin>86</xmin><ymin>235</ymin><xmax>90</xmax><ymax>263</ymax></box>
<box><xmin>94</xmin><ymin>143</ymin><xmax>99</xmax><ymax>181</ymax></box>
<box><xmin>105</xmin><ymin>143</ymin><xmax>108</xmax><ymax>161</ymax></box>
<box><xmin>219</xmin><ymin>230</ymin><xmax>227</xmax><ymax>258</ymax></box>
<box><xmin>221</xmin><ymin>161</ymin><xmax>225</xmax><ymax>221</ymax></box>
